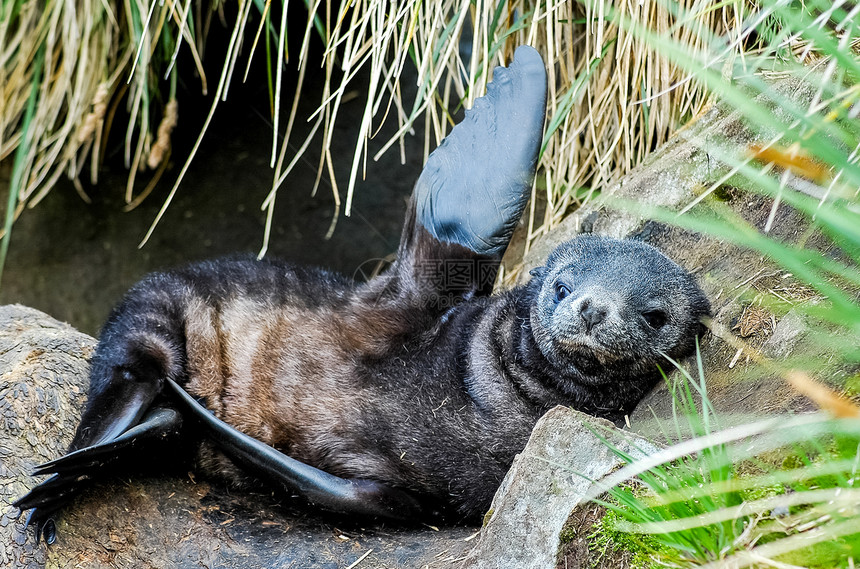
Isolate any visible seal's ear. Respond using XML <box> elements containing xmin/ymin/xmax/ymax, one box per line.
<box><xmin>529</xmin><ymin>266</ymin><xmax>548</xmax><ymax>279</ymax></box>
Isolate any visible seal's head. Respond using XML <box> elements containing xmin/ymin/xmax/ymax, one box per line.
<box><xmin>528</xmin><ymin>235</ymin><xmax>710</xmax><ymax>385</ymax></box>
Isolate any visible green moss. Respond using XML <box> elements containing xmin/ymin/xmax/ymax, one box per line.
<box><xmin>740</xmin><ymin>481</ymin><xmax>785</xmax><ymax>502</ymax></box>
<box><xmin>844</xmin><ymin>374</ymin><xmax>860</xmax><ymax>397</ymax></box>
<box><xmin>559</xmin><ymin>524</ymin><xmax>578</xmax><ymax>545</ymax></box>
<box><xmin>549</xmin><ymin>478</ymin><xmax>566</xmax><ymax>496</ymax></box>
<box><xmin>781</xmin><ymin>454</ymin><xmax>805</xmax><ymax>471</ymax></box>
<box><xmin>586</xmin><ymin>508</ymin><xmax>669</xmax><ymax>569</ymax></box>
<box><xmin>777</xmin><ymin>531</ymin><xmax>860</xmax><ymax>568</ymax></box>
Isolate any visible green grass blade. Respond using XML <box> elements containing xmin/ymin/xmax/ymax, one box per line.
<box><xmin>0</xmin><ymin>43</ymin><xmax>44</xmax><ymax>291</ymax></box>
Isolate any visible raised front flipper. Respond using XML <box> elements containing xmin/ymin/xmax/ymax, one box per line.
<box><xmin>14</xmin><ymin>407</ymin><xmax>183</xmax><ymax>544</ymax></box>
<box><xmin>165</xmin><ymin>379</ymin><xmax>431</xmax><ymax>521</ymax></box>
<box><xmin>415</xmin><ymin>45</ymin><xmax>547</xmax><ymax>258</ymax></box>
<box><xmin>395</xmin><ymin>46</ymin><xmax>547</xmax><ymax>302</ymax></box>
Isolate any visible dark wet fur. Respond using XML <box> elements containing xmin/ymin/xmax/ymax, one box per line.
<box><xmin>15</xmin><ymin>46</ymin><xmax>709</xmax><ymax>536</ymax></box>
<box><xmin>34</xmin><ymin>201</ymin><xmax>709</xmax><ymax>525</ymax></box>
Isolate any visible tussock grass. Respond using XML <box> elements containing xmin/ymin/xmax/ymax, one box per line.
<box><xmin>606</xmin><ymin>0</ymin><xmax>860</xmax><ymax>361</ymax></box>
<box><xmin>0</xmin><ymin>0</ymin><xmax>200</xmax><ymax>283</ymax></box>
<box><xmin>3</xmin><ymin>0</ymin><xmax>755</xmax><ymax>267</ymax></box>
<box><xmin>0</xmin><ymin>0</ymin><xmax>201</xmax><ymax>206</ymax></box>
<box><xmin>270</xmin><ymin>0</ymin><xmax>745</xmax><ymax>254</ymax></box>
<box><xmin>2</xmin><ymin>1</ymin><xmax>855</xmax><ymax>274</ymax></box>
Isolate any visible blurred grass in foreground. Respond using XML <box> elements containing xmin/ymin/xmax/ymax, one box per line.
<box><xmin>586</xmin><ymin>0</ymin><xmax>860</xmax><ymax>566</ymax></box>
<box><xmin>593</xmin><ymin>358</ymin><xmax>860</xmax><ymax>568</ymax></box>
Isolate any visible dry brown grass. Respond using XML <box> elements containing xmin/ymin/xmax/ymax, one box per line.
<box><xmin>1</xmin><ymin>0</ymin><xmax>204</xmax><ymax>239</ymax></box>
<box><xmin>1</xmin><ymin>1</ymin><xmax>760</xmax><ymax>256</ymax></box>
<box><xmin>272</xmin><ymin>1</ymin><xmax>750</xmax><ymax>255</ymax></box>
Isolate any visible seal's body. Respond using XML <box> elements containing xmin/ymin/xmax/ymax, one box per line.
<box><xmin>15</xmin><ymin>47</ymin><xmax>710</xmax><ymax>542</ymax></box>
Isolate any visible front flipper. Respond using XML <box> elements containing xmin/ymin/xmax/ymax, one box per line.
<box><xmin>387</xmin><ymin>46</ymin><xmax>548</xmax><ymax>306</ymax></box>
<box><xmin>166</xmin><ymin>379</ymin><xmax>430</xmax><ymax>521</ymax></box>
<box><xmin>415</xmin><ymin>45</ymin><xmax>547</xmax><ymax>259</ymax></box>
<box><xmin>14</xmin><ymin>406</ymin><xmax>183</xmax><ymax>544</ymax></box>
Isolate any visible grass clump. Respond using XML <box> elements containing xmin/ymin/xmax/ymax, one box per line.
<box><xmin>592</xmin><ymin>354</ymin><xmax>860</xmax><ymax>568</ymax></box>
<box><xmin>595</xmin><ymin>0</ymin><xmax>860</xmax><ymax>372</ymax></box>
<box><xmin>2</xmin><ymin>0</ymin><xmax>766</xmax><ymax>273</ymax></box>
<box><xmin>0</xmin><ymin>0</ymin><xmax>198</xmax><ymax>285</ymax></box>
<box><xmin>2</xmin><ymin>1</ymin><xmax>857</xmax><ymax>274</ymax></box>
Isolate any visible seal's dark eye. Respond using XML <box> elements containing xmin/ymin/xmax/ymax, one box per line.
<box><xmin>642</xmin><ymin>309</ymin><xmax>667</xmax><ymax>330</ymax></box>
<box><xmin>554</xmin><ymin>283</ymin><xmax>571</xmax><ymax>302</ymax></box>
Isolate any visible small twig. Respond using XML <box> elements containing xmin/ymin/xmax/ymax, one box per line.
<box><xmin>345</xmin><ymin>548</ymin><xmax>373</xmax><ymax>569</ymax></box>
<box><xmin>728</xmin><ymin>347</ymin><xmax>743</xmax><ymax>369</ymax></box>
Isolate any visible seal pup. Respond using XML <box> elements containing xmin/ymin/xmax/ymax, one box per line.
<box><xmin>15</xmin><ymin>46</ymin><xmax>710</xmax><ymax>543</ymax></box>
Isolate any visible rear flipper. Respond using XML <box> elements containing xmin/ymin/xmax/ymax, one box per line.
<box><xmin>14</xmin><ymin>406</ymin><xmax>183</xmax><ymax>544</ymax></box>
<box><xmin>166</xmin><ymin>379</ymin><xmax>432</xmax><ymax>521</ymax></box>
<box><xmin>15</xmin><ymin>280</ymin><xmax>189</xmax><ymax>543</ymax></box>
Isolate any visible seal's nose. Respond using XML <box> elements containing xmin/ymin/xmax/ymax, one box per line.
<box><xmin>577</xmin><ymin>297</ymin><xmax>607</xmax><ymax>331</ymax></box>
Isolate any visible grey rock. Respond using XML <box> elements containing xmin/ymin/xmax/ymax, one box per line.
<box><xmin>762</xmin><ymin>309</ymin><xmax>809</xmax><ymax>360</ymax></box>
<box><xmin>1</xmin><ymin>305</ymin><xmax>93</xmax><ymax>569</ymax></box>
<box><xmin>460</xmin><ymin>407</ymin><xmax>658</xmax><ymax>569</ymax></box>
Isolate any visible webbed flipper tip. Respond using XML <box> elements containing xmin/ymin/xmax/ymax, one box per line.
<box><xmin>415</xmin><ymin>45</ymin><xmax>548</xmax><ymax>258</ymax></box>
<box><xmin>19</xmin><ymin>507</ymin><xmax>57</xmax><ymax>545</ymax></box>
<box><xmin>13</xmin><ymin>406</ymin><xmax>183</xmax><ymax>544</ymax></box>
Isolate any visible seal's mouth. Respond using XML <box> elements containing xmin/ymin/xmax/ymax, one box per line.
<box><xmin>554</xmin><ymin>335</ymin><xmax>623</xmax><ymax>365</ymax></box>
<box><xmin>566</xmin><ymin>352</ymin><xmax>602</xmax><ymax>377</ymax></box>
<box><xmin>543</xmin><ymin>336</ymin><xmax>607</xmax><ymax>376</ymax></box>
